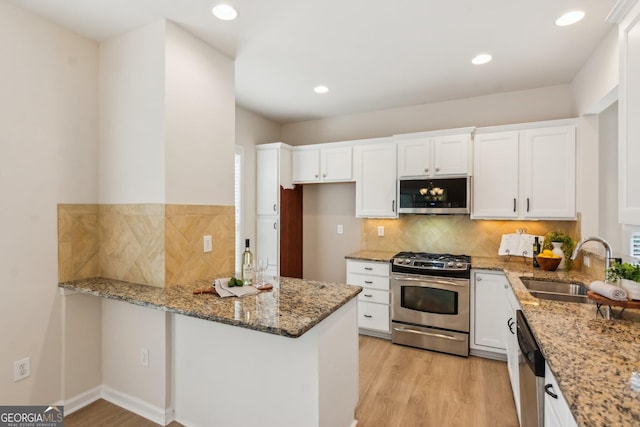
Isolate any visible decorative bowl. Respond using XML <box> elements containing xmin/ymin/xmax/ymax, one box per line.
<box><xmin>536</xmin><ymin>255</ymin><xmax>562</xmax><ymax>271</ymax></box>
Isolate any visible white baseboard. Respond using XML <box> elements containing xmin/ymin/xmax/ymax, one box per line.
<box><xmin>63</xmin><ymin>386</ymin><xmax>102</xmax><ymax>415</ymax></box>
<box><xmin>102</xmin><ymin>385</ymin><xmax>173</xmax><ymax>426</ymax></box>
<box><xmin>62</xmin><ymin>385</ymin><xmax>174</xmax><ymax>426</ymax></box>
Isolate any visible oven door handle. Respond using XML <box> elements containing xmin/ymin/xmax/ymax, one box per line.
<box><xmin>393</xmin><ymin>326</ymin><xmax>466</xmax><ymax>342</ymax></box>
<box><xmin>393</xmin><ymin>276</ymin><xmax>466</xmax><ymax>287</ymax></box>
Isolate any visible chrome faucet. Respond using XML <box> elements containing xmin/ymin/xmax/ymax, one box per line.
<box><xmin>571</xmin><ymin>236</ymin><xmax>613</xmax><ymax>275</ymax></box>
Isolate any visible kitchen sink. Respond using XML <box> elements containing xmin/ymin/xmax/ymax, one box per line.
<box><xmin>519</xmin><ymin>278</ymin><xmax>590</xmax><ymax>304</ymax></box>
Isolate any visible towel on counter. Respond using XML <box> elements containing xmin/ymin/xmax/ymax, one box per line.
<box><xmin>214</xmin><ymin>278</ymin><xmax>259</xmax><ymax>298</ymax></box>
<box><xmin>589</xmin><ymin>280</ymin><xmax>628</xmax><ymax>301</ymax></box>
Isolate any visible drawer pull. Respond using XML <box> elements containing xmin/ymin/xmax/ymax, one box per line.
<box><xmin>544</xmin><ymin>384</ymin><xmax>558</xmax><ymax>399</ymax></box>
<box><xmin>364</xmin><ymin>314</ymin><xmax>373</xmax><ymax>318</ymax></box>
<box><xmin>364</xmin><ymin>280</ymin><xmax>373</xmax><ymax>284</ymax></box>
<box><xmin>364</xmin><ymin>294</ymin><xmax>373</xmax><ymax>297</ymax></box>
<box><xmin>364</xmin><ymin>267</ymin><xmax>373</xmax><ymax>271</ymax></box>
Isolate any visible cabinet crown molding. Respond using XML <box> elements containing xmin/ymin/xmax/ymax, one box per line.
<box><xmin>607</xmin><ymin>0</ymin><xmax>639</xmax><ymax>23</ymax></box>
<box><xmin>393</xmin><ymin>126</ymin><xmax>476</xmax><ymax>140</ymax></box>
<box><xmin>474</xmin><ymin>118</ymin><xmax>578</xmax><ymax>135</ymax></box>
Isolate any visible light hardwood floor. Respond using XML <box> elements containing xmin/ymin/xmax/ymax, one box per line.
<box><xmin>65</xmin><ymin>335</ymin><xmax>518</xmax><ymax>427</ymax></box>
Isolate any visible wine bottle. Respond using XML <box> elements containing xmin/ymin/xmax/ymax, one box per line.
<box><xmin>532</xmin><ymin>237</ymin><xmax>540</xmax><ymax>268</ymax></box>
<box><xmin>241</xmin><ymin>239</ymin><xmax>254</xmax><ymax>285</ymax></box>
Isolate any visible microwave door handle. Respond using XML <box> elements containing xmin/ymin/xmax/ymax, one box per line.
<box><xmin>393</xmin><ymin>277</ymin><xmax>466</xmax><ymax>287</ymax></box>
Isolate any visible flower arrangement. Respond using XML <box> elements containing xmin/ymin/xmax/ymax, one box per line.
<box><xmin>419</xmin><ymin>182</ymin><xmax>445</xmax><ymax>201</ymax></box>
<box><xmin>542</xmin><ymin>230</ymin><xmax>576</xmax><ymax>270</ymax></box>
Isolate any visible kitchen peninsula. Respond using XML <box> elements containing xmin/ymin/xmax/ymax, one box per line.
<box><xmin>60</xmin><ymin>277</ymin><xmax>362</xmax><ymax>427</ymax></box>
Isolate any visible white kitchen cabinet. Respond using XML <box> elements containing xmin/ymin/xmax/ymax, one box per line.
<box><xmin>291</xmin><ymin>145</ymin><xmax>353</xmax><ymax>183</ymax></box>
<box><xmin>544</xmin><ymin>362</ymin><xmax>578</xmax><ymax>427</ymax></box>
<box><xmin>472</xmin><ymin>121</ymin><xmax>576</xmax><ymax>220</ymax></box>
<box><xmin>256</xmin><ymin>143</ymin><xmax>296</xmax><ymax>277</ymax></box>
<box><xmin>618</xmin><ymin>2</ymin><xmax>640</xmax><ymax>225</ymax></box>
<box><xmin>353</xmin><ymin>138</ymin><xmax>397</xmax><ymax>218</ymax></box>
<box><xmin>470</xmin><ymin>270</ymin><xmax>508</xmax><ymax>358</ymax></box>
<box><xmin>396</xmin><ymin>129</ymin><xmax>473</xmax><ymax>178</ymax></box>
<box><xmin>505</xmin><ymin>283</ymin><xmax>522</xmax><ymax>424</ymax></box>
<box><xmin>346</xmin><ymin>259</ymin><xmax>390</xmax><ymax>338</ymax></box>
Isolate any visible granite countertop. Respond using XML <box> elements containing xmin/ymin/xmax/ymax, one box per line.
<box><xmin>59</xmin><ymin>277</ymin><xmax>362</xmax><ymax>338</ymax></box>
<box><xmin>345</xmin><ymin>250</ymin><xmax>397</xmax><ymax>263</ymax></box>
<box><xmin>345</xmin><ymin>251</ymin><xmax>640</xmax><ymax>426</ymax></box>
<box><xmin>474</xmin><ymin>256</ymin><xmax>640</xmax><ymax>427</ymax></box>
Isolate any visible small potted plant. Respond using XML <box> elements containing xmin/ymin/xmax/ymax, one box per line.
<box><xmin>542</xmin><ymin>230</ymin><xmax>576</xmax><ymax>270</ymax></box>
<box><xmin>606</xmin><ymin>261</ymin><xmax>640</xmax><ymax>300</ymax></box>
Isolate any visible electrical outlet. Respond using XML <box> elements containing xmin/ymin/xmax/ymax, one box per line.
<box><xmin>14</xmin><ymin>357</ymin><xmax>30</xmax><ymax>382</ymax></box>
<box><xmin>583</xmin><ymin>255</ymin><xmax>590</xmax><ymax>267</ymax></box>
<box><xmin>337</xmin><ymin>224</ymin><xmax>343</xmax><ymax>235</ymax></box>
<box><xmin>141</xmin><ymin>348</ymin><xmax>149</xmax><ymax>367</ymax></box>
<box><xmin>203</xmin><ymin>235</ymin><xmax>212</xmax><ymax>253</ymax></box>
<box><xmin>377</xmin><ymin>226</ymin><xmax>385</xmax><ymax>237</ymax></box>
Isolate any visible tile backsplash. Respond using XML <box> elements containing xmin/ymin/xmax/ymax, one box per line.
<box><xmin>362</xmin><ymin>214</ymin><xmax>581</xmax><ymax>257</ymax></box>
<box><xmin>58</xmin><ymin>203</ymin><xmax>235</xmax><ymax>287</ymax></box>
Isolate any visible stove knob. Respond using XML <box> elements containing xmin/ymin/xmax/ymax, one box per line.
<box><xmin>456</xmin><ymin>262</ymin><xmax>463</xmax><ymax>268</ymax></box>
<box><xmin>448</xmin><ymin>261</ymin><xmax>454</xmax><ymax>267</ymax></box>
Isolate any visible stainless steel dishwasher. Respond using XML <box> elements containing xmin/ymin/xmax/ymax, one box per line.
<box><xmin>516</xmin><ymin>310</ymin><xmax>545</xmax><ymax>427</ymax></box>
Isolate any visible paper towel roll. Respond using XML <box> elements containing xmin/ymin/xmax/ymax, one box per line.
<box><xmin>589</xmin><ymin>281</ymin><xmax>628</xmax><ymax>301</ymax></box>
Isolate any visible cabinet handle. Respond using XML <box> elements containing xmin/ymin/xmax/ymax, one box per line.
<box><xmin>544</xmin><ymin>384</ymin><xmax>558</xmax><ymax>399</ymax></box>
<box><xmin>364</xmin><ymin>280</ymin><xmax>373</xmax><ymax>284</ymax></box>
<box><xmin>273</xmin><ymin>204</ymin><xmax>277</xmax><ymax>212</ymax></box>
<box><xmin>425</xmin><ymin>168</ymin><xmax>430</xmax><ymax>173</ymax></box>
<box><xmin>364</xmin><ymin>294</ymin><xmax>373</xmax><ymax>297</ymax></box>
<box><xmin>476</xmin><ymin>276</ymin><xmax>482</xmax><ymax>281</ymax></box>
<box><xmin>507</xmin><ymin>318</ymin><xmax>515</xmax><ymax>334</ymax></box>
<box><xmin>315</xmin><ymin>174</ymin><xmax>319</xmax><ymax>178</ymax></box>
<box><xmin>322</xmin><ymin>173</ymin><xmax>327</xmax><ymax>178</ymax></box>
<box><xmin>273</xmin><ymin>222</ymin><xmax>277</xmax><ymax>230</ymax></box>
<box><xmin>513</xmin><ymin>198</ymin><xmax>516</xmax><ymax>212</ymax></box>
<box><xmin>392</xmin><ymin>200</ymin><xmax>396</xmax><ymax>212</ymax></box>
<box><xmin>435</xmin><ymin>167</ymin><xmax>440</xmax><ymax>172</ymax></box>
<box><xmin>527</xmin><ymin>197</ymin><xmax>530</xmax><ymax>212</ymax></box>
<box><xmin>364</xmin><ymin>267</ymin><xmax>373</xmax><ymax>271</ymax></box>
<box><xmin>364</xmin><ymin>314</ymin><xmax>373</xmax><ymax>318</ymax></box>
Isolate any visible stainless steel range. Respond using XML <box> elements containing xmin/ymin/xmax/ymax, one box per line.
<box><xmin>390</xmin><ymin>252</ymin><xmax>471</xmax><ymax>357</ymax></box>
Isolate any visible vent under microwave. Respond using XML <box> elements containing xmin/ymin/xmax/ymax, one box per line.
<box><xmin>398</xmin><ymin>177</ymin><xmax>470</xmax><ymax>215</ymax></box>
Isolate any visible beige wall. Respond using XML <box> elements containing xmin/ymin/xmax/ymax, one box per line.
<box><xmin>282</xmin><ymin>85</ymin><xmax>575</xmax><ymax>145</ymax></box>
<box><xmin>0</xmin><ymin>1</ymin><xmax>99</xmax><ymax>405</ymax></box>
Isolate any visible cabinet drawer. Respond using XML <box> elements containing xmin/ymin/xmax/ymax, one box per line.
<box><xmin>357</xmin><ymin>288</ymin><xmax>389</xmax><ymax>305</ymax></box>
<box><xmin>346</xmin><ymin>273</ymin><xmax>389</xmax><ymax>291</ymax></box>
<box><xmin>346</xmin><ymin>260</ymin><xmax>389</xmax><ymax>277</ymax></box>
<box><xmin>357</xmin><ymin>301</ymin><xmax>390</xmax><ymax>332</ymax></box>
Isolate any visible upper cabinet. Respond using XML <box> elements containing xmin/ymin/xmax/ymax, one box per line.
<box><xmin>354</xmin><ymin>138</ymin><xmax>397</xmax><ymax>218</ymax></box>
<box><xmin>396</xmin><ymin>128</ymin><xmax>474</xmax><ymax>178</ymax></box>
<box><xmin>619</xmin><ymin>2</ymin><xmax>640</xmax><ymax>225</ymax></box>
<box><xmin>291</xmin><ymin>145</ymin><xmax>353</xmax><ymax>183</ymax></box>
<box><xmin>472</xmin><ymin>121</ymin><xmax>576</xmax><ymax>220</ymax></box>
<box><xmin>256</xmin><ymin>143</ymin><xmax>292</xmax><ymax>216</ymax></box>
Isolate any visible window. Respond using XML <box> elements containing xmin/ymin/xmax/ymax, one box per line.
<box><xmin>234</xmin><ymin>146</ymin><xmax>244</xmax><ymax>273</ymax></box>
<box><xmin>632</xmin><ymin>232</ymin><xmax>640</xmax><ymax>258</ymax></box>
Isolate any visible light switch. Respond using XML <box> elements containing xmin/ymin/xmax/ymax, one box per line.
<box><xmin>377</xmin><ymin>226</ymin><xmax>384</xmax><ymax>237</ymax></box>
<box><xmin>203</xmin><ymin>235</ymin><xmax>212</xmax><ymax>253</ymax></box>
<box><xmin>337</xmin><ymin>224</ymin><xmax>344</xmax><ymax>235</ymax></box>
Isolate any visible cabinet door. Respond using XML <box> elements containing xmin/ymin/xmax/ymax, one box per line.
<box><xmin>397</xmin><ymin>137</ymin><xmax>431</xmax><ymax>177</ymax></box>
<box><xmin>354</xmin><ymin>141</ymin><xmax>397</xmax><ymax>218</ymax></box>
<box><xmin>292</xmin><ymin>149</ymin><xmax>320</xmax><ymax>183</ymax></box>
<box><xmin>505</xmin><ymin>286</ymin><xmax>522</xmax><ymax>423</ymax></box>
<box><xmin>321</xmin><ymin>146</ymin><xmax>352</xmax><ymax>181</ymax></box>
<box><xmin>256</xmin><ymin>216</ymin><xmax>279</xmax><ymax>276</ymax></box>
<box><xmin>472</xmin><ymin>272</ymin><xmax>508</xmax><ymax>352</ymax></box>
<box><xmin>521</xmin><ymin>126</ymin><xmax>576</xmax><ymax>219</ymax></box>
<box><xmin>433</xmin><ymin>134</ymin><xmax>470</xmax><ymax>176</ymax></box>
<box><xmin>544</xmin><ymin>362</ymin><xmax>578</xmax><ymax>427</ymax></box>
<box><xmin>619</xmin><ymin>3</ymin><xmax>640</xmax><ymax>225</ymax></box>
<box><xmin>256</xmin><ymin>149</ymin><xmax>279</xmax><ymax>216</ymax></box>
<box><xmin>472</xmin><ymin>132</ymin><xmax>520</xmax><ymax>218</ymax></box>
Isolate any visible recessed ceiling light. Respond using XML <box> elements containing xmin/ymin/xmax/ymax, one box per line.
<box><xmin>314</xmin><ymin>85</ymin><xmax>329</xmax><ymax>94</ymax></box>
<box><xmin>555</xmin><ymin>10</ymin><xmax>585</xmax><ymax>27</ymax></box>
<box><xmin>471</xmin><ymin>54</ymin><xmax>492</xmax><ymax>65</ymax></box>
<box><xmin>212</xmin><ymin>4</ymin><xmax>238</xmax><ymax>21</ymax></box>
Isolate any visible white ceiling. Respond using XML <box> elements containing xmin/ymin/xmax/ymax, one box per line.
<box><xmin>9</xmin><ymin>0</ymin><xmax>618</xmax><ymax>123</ymax></box>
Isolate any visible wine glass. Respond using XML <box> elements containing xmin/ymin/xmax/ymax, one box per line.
<box><xmin>255</xmin><ymin>258</ymin><xmax>269</xmax><ymax>287</ymax></box>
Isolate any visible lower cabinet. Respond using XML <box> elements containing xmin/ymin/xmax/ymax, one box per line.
<box><xmin>544</xmin><ymin>362</ymin><xmax>578</xmax><ymax>427</ymax></box>
<box><xmin>470</xmin><ymin>270</ymin><xmax>508</xmax><ymax>358</ymax></box>
<box><xmin>346</xmin><ymin>259</ymin><xmax>390</xmax><ymax>338</ymax></box>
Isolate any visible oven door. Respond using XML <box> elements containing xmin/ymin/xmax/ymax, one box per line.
<box><xmin>391</xmin><ymin>273</ymin><xmax>469</xmax><ymax>333</ymax></box>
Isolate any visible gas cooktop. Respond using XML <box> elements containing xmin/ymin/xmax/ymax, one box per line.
<box><xmin>391</xmin><ymin>252</ymin><xmax>471</xmax><ymax>272</ymax></box>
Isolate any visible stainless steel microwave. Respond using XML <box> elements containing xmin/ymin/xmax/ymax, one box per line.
<box><xmin>398</xmin><ymin>177</ymin><xmax>470</xmax><ymax>214</ymax></box>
